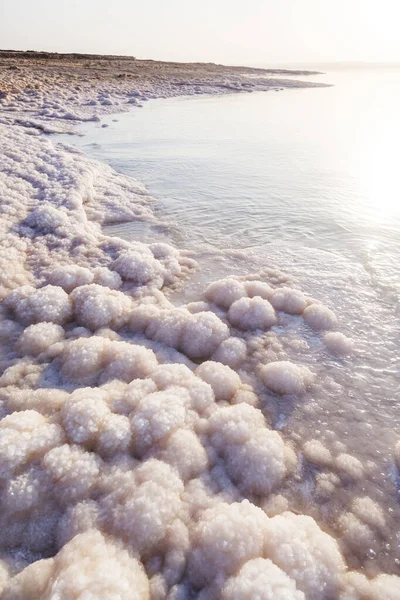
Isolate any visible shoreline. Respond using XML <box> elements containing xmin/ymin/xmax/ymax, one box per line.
<box><xmin>0</xmin><ymin>55</ymin><xmax>400</xmax><ymax>597</ymax></box>
<box><xmin>0</xmin><ymin>51</ymin><xmax>327</xmax><ymax>135</ymax></box>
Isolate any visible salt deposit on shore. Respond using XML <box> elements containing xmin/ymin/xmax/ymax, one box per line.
<box><xmin>0</xmin><ymin>53</ymin><xmax>399</xmax><ymax>598</ymax></box>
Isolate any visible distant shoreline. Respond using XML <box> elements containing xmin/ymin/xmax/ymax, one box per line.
<box><xmin>0</xmin><ymin>50</ymin><xmax>327</xmax><ymax>136</ymax></box>
<box><xmin>0</xmin><ymin>48</ymin><xmax>323</xmax><ymax>76</ymax></box>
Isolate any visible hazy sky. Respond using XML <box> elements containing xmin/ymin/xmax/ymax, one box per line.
<box><xmin>1</xmin><ymin>0</ymin><xmax>400</xmax><ymax>66</ymax></box>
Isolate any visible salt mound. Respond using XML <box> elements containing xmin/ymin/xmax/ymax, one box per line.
<box><xmin>101</xmin><ymin>340</ymin><xmax>158</xmax><ymax>383</ymax></box>
<box><xmin>228</xmin><ymin>296</ymin><xmax>277</xmax><ymax>330</ymax></box>
<box><xmin>150</xmin><ymin>363</ymin><xmax>194</xmax><ymax>390</ymax></box>
<box><xmin>5</xmin><ymin>285</ymin><xmax>72</xmax><ymax>325</ymax></box>
<box><xmin>92</xmin><ymin>266</ymin><xmax>122</xmax><ymax>289</ymax></box>
<box><xmin>345</xmin><ymin>572</ymin><xmax>400</xmax><ymax>600</ymax></box>
<box><xmin>324</xmin><ymin>331</ymin><xmax>353</xmax><ymax>355</ymax></box>
<box><xmin>146</xmin><ymin>307</ymin><xmax>189</xmax><ymax>348</ymax></box>
<box><xmin>60</xmin><ymin>337</ymin><xmax>109</xmax><ymax>385</ymax></box>
<box><xmin>303</xmin><ymin>303</ymin><xmax>337</xmax><ymax>330</ymax></box>
<box><xmin>264</xmin><ymin>512</ymin><xmax>346</xmax><ymax>599</ymax></box>
<box><xmin>188</xmin><ymin>501</ymin><xmax>269</xmax><ymax>587</ymax></box>
<box><xmin>208</xmin><ymin>404</ymin><xmax>295</xmax><ymax>495</ymax></box>
<box><xmin>351</xmin><ymin>496</ymin><xmax>386</xmax><ymax>532</ymax></box>
<box><xmin>60</xmin><ymin>338</ymin><xmax>158</xmax><ymax>385</ymax></box>
<box><xmin>208</xmin><ymin>404</ymin><xmax>266</xmax><ymax>448</ymax></box>
<box><xmin>130</xmin><ymin>390</ymin><xmax>188</xmax><ymax>457</ymax></box>
<box><xmin>2</xmin><ymin>529</ymin><xmax>150</xmax><ymax>599</ymax></box>
<box><xmin>225</xmin><ymin>428</ymin><xmax>295</xmax><ymax>495</ymax></box>
<box><xmin>0</xmin><ymin>410</ymin><xmax>65</xmax><ymax>480</ymax></box>
<box><xmin>160</xmin><ymin>428</ymin><xmax>208</xmax><ymax>480</ymax></box>
<box><xmin>370</xmin><ymin>574</ymin><xmax>400</xmax><ymax>599</ymax></box>
<box><xmin>4</xmin><ymin>388</ymin><xmax>69</xmax><ymax>417</ymax></box>
<box><xmin>270</xmin><ymin>286</ymin><xmax>307</xmax><ymax>314</ymax></box>
<box><xmin>221</xmin><ymin>558</ymin><xmax>305</xmax><ymax>600</ymax></box>
<box><xmin>211</xmin><ymin>336</ymin><xmax>247</xmax><ymax>367</ymax></box>
<box><xmin>131</xmin><ymin>305</ymin><xmax>230</xmax><ymax>359</ymax></box>
<box><xmin>205</xmin><ymin>278</ymin><xmax>247</xmax><ymax>309</ymax></box>
<box><xmin>196</xmin><ymin>361</ymin><xmax>241</xmax><ymax>401</ymax></box>
<box><xmin>42</xmin><ymin>444</ymin><xmax>101</xmax><ymax>504</ymax></box>
<box><xmin>71</xmin><ymin>283</ymin><xmax>132</xmax><ymax>330</ymax></box>
<box><xmin>101</xmin><ymin>459</ymin><xmax>183</xmax><ymax>556</ymax></box>
<box><xmin>181</xmin><ymin>311</ymin><xmax>230</xmax><ymax>358</ymax></box>
<box><xmin>112</xmin><ymin>248</ymin><xmax>164</xmax><ymax>286</ymax></box>
<box><xmin>244</xmin><ymin>280</ymin><xmax>273</xmax><ymax>299</ymax></box>
<box><xmin>61</xmin><ymin>389</ymin><xmax>110</xmax><ymax>445</ymax></box>
<box><xmin>48</xmin><ymin>265</ymin><xmax>94</xmax><ymax>292</ymax></box>
<box><xmin>96</xmin><ymin>413</ymin><xmax>132</xmax><ymax>457</ymax></box>
<box><xmin>25</xmin><ymin>205</ymin><xmax>70</xmax><ymax>234</ymax></box>
<box><xmin>335</xmin><ymin>453</ymin><xmax>364</xmax><ymax>480</ymax></box>
<box><xmin>303</xmin><ymin>439</ymin><xmax>332</xmax><ymax>467</ymax></box>
<box><xmin>16</xmin><ymin>322</ymin><xmax>64</xmax><ymax>356</ymax></box>
<box><xmin>261</xmin><ymin>360</ymin><xmax>314</xmax><ymax>395</ymax></box>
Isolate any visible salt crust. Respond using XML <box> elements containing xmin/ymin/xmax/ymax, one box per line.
<box><xmin>0</xmin><ymin>78</ymin><xmax>396</xmax><ymax>597</ymax></box>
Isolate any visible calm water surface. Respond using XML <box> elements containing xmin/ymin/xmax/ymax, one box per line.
<box><xmin>71</xmin><ymin>67</ymin><xmax>400</xmax><ymax>264</ymax></box>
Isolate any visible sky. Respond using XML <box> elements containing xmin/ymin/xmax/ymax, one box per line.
<box><xmin>1</xmin><ymin>0</ymin><xmax>400</xmax><ymax>66</ymax></box>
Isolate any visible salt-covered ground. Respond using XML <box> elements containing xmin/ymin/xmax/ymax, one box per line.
<box><xmin>0</xmin><ymin>52</ymin><xmax>399</xmax><ymax>599</ymax></box>
<box><xmin>0</xmin><ymin>50</ymin><xmax>324</xmax><ymax>134</ymax></box>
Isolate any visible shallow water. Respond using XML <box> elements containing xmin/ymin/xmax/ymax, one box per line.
<box><xmin>67</xmin><ymin>67</ymin><xmax>400</xmax><ymax>311</ymax></box>
<box><xmin>69</xmin><ymin>68</ymin><xmax>399</xmax><ymax>253</ymax></box>
<box><xmin>58</xmin><ymin>67</ymin><xmax>400</xmax><ymax>572</ymax></box>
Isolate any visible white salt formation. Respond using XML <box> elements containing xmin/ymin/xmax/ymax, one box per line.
<box><xmin>261</xmin><ymin>361</ymin><xmax>314</xmax><ymax>395</ymax></box>
<box><xmin>323</xmin><ymin>331</ymin><xmax>354</xmax><ymax>356</ymax></box>
<box><xmin>221</xmin><ymin>558</ymin><xmax>306</xmax><ymax>600</ymax></box>
<box><xmin>205</xmin><ymin>277</ymin><xmax>247</xmax><ymax>308</ymax></box>
<box><xmin>0</xmin><ymin>60</ymin><xmax>399</xmax><ymax>599</ymax></box>
<box><xmin>270</xmin><ymin>286</ymin><xmax>307</xmax><ymax>314</ymax></box>
<box><xmin>303</xmin><ymin>303</ymin><xmax>337</xmax><ymax>330</ymax></box>
<box><xmin>228</xmin><ymin>296</ymin><xmax>277</xmax><ymax>330</ymax></box>
<box><xmin>303</xmin><ymin>439</ymin><xmax>333</xmax><ymax>467</ymax></box>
